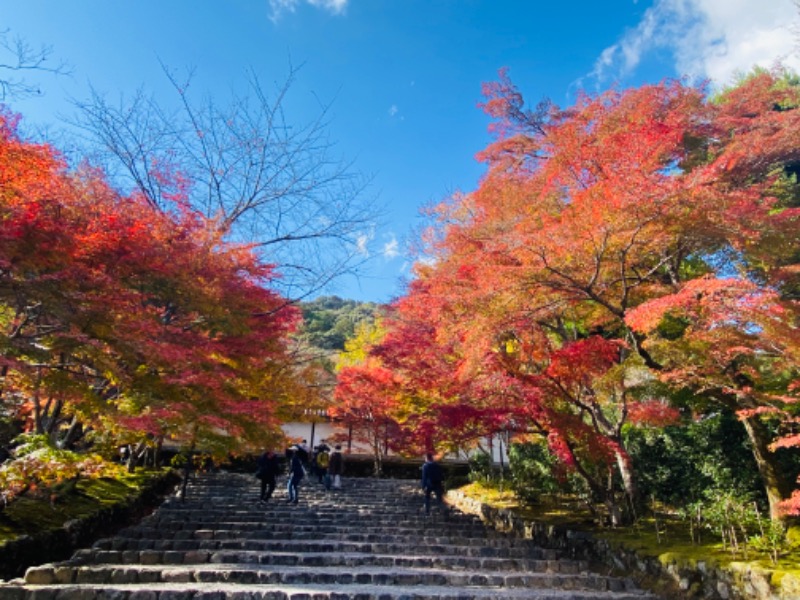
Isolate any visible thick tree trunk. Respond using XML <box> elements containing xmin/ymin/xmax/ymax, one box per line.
<box><xmin>741</xmin><ymin>415</ymin><xmax>791</xmax><ymax>522</ymax></box>
<box><xmin>58</xmin><ymin>415</ymin><xmax>82</xmax><ymax>449</ymax></box>
<box><xmin>615</xmin><ymin>449</ymin><xmax>639</xmax><ymax>509</ymax></box>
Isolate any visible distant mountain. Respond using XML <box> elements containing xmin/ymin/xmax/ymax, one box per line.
<box><xmin>297</xmin><ymin>296</ymin><xmax>382</xmax><ymax>352</ymax></box>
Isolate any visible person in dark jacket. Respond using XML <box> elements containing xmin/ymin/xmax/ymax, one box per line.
<box><xmin>328</xmin><ymin>445</ymin><xmax>344</xmax><ymax>489</ymax></box>
<box><xmin>421</xmin><ymin>453</ymin><xmax>445</xmax><ymax>515</ymax></box>
<box><xmin>286</xmin><ymin>447</ymin><xmax>305</xmax><ymax>504</ymax></box>
<box><xmin>255</xmin><ymin>449</ymin><xmax>280</xmax><ymax>503</ymax></box>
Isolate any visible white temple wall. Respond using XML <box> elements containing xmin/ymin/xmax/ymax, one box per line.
<box><xmin>281</xmin><ymin>421</ymin><xmax>510</xmax><ymax>465</ymax></box>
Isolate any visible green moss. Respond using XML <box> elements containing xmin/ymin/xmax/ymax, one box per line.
<box><xmin>457</xmin><ymin>483</ymin><xmax>800</xmax><ymax>597</ymax></box>
<box><xmin>0</xmin><ymin>469</ymin><xmax>172</xmax><ymax>545</ymax></box>
<box><xmin>786</xmin><ymin>525</ymin><xmax>800</xmax><ymax>545</ymax></box>
<box><xmin>461</xmin><ymin>482</ymin><xmax>594</xmax><ymax>526</ymax></box>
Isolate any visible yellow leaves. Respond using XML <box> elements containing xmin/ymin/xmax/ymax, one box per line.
<box><xmin>337</xmin><ymin>318</ymin><xmax>386</xmax><ymax>371</ymax></box>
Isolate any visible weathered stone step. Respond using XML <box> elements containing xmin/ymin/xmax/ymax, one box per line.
<box><xmin>115</xmin><ymin>525</ymin><xmax>527</xmax><ymax>546</ymax></box>
<box><xmin>109</xmin><ymin>519</ymin><xmax>541</xmax><ymax>544</ymax></box>
<box><xmin>23</xmin><ymin>562</ymin><xmax>633</xmax><ymax>592</ymax></box>
<box><xmin>67</xmin><ymin>547</ymin><xmax>584</xmax><ymax>573</ymax></box>
<box><xmin>0</xmin><ymin>581</ymin><xmax>659</xmax><ymax>600</ymax></box>
<box><xmin>150</xmin><ymin>506</ymin><xmax>466</xmax><ymax>523</ymax></box>
<box><xmin>0</xmin><ymin>472</ymin><xmax>660</xmax><ymax>600</ymax></box>
<box><xmin>134</xmin><ymin>523</ymin><xmax>496</xmax><ymax>539</ymax></box>
<box><xmin>132</xmin><ymin>517</ymin><xmax>497</xmax><ymax>535</ymax></box>
<box><xmin>145</xmin><ymin>505</ymin><xmax>476</xmax><ymax>518</ymax></box>
<box><xmin>90</xmin><ymin>537</ymin><xmax>555</xmax><ymax>560</ymax></box>
<box><xmin>159</xmin><ymin>501</ymin><xmax>444</xmax><ymax>515</ymax></box>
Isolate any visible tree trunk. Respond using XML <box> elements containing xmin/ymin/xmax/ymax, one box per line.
<box><xmin>604</xmin><ymin>498</ymin><xmax>625</xmax><ymax>527</ymax></box>
<box><xmin>371</xmin><ymin>432</ymin><xmax>383</xmax><ymax>476</ymax></box>
<box><xmin>32</xmin><ymin>367</ymin><xmax>43</xmax><ymax>434</ymax></box>
<box><xmin>153</xmin><ymin>436</ymin><xmax>163</xmax><ymax>467</ymax></box>
<box><xmin>563</xmin><ymin>438</ymin><xmax>632</xmax><ymax>526</ymax></box>
<box><xmin>126</xmin><ymin>440</ymin><xmax>149</xmax><ymax>473</ymax></box>
<box><xmin>615</xmin><ymin>449</ymin><xmax>639</xmax><ymax>509</ymax></box>
<box><xmin>58</xmin><ymin>415</ymin><xmax>82</xmax><ymax>449</ymax></box>
<box><xmin>741</xmin><ymin>415</ymin><xmax>791</xmax><ymax>522</ymax></box>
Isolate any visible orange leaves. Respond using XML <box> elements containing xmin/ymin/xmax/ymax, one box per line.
<box><xmin>333</xmin><ymin>364</ymin><xmax>398</xmax><ymax>411</ymax></box>
<box><xmin>331</xmin><ymin>364</ymin><xmax>402</xmax><ymax>452</ymax></box>
<box><xmin>0</xmin><ymin>108</ymin><xmax>299</xmax><ymax>455</ymax></box>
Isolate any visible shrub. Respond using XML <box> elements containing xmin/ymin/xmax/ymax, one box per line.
<box><xmin>468</xmin><ymin>451</ymin><xmax>494</xmax><ymax>484</ymax></box>
<box><xmin>507</xmin><ymin>441</ymin><xmax>560</xmax><ymax>504</ymax></box>
<box><xmin>0</xmin><ymin>434</ymin><xmax>123</xmax><ymax>510</ymax></box>
<box><xmin>624</xmin><ymin>410</ymin><xmax>763</xmax><ymax>508</ymax></box>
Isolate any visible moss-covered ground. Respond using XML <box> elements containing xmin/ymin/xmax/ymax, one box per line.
<box><xmin>0</xmin><ymin>468</ymin><xmax>175</xmax><ymax>544</ymax></box>
<box><xmin>0</xmin><ymin>467</ymin><xmax>179</xmax><ymax>580</ymax></box>
<box><xmin>459</xmin><ymin>481</ymin><xmax>800</xmax><ymax>597</ymax></box>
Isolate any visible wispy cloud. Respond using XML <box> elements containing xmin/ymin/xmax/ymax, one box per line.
<box><xmin>590</xmin><ymin>0</ymin><xmax>800</xmax><ymax>88</ymax></box>
<box><xmin>388</xmin><ymin>104</ymin><xmax>399</xmax><ymax>117</ymax></box>
<box><xmin>383</xmin><ymin>235</ymin><xmax>399</xmax><ymax>258</ymax></box>
<box><xmin>355</xmin><ymin>233</ymin><xmax>370</xmax><ymax>257</ymax></box>
<box><xmin>269</xmin><ymin>0</ymin><xmax>348</xmax><ymax>22</ymax></box>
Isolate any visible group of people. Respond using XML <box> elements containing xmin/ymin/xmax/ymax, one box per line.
<box><xmin>254</xmin><ymin>440</ymin><xmax>344</xmax><ymax>505</ymax></box>
<box><xmin>255</xmin><ymin>444</ymin><xmax>446</xmax><ymax>515</ymax></box>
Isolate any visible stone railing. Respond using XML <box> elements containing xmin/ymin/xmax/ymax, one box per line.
<box><xmin>446</xmin><ymin>489</ymin><xmax>800</xmax><ymax>600</ymax></box>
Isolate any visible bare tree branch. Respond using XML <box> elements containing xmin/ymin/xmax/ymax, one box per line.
<box><xmin>69</xmin><ymin>63</ymin><xmax>381</xmax><ymax>299</ymax></box>
<box><xmin>0</xmin><ymin>30</ymin><xmax>70</xmax><ymax>101</ymax></box>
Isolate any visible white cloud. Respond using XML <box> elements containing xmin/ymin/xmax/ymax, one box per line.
<box><xmin>383</xmin><ymin>236</ymin><xmax>399</xmax><ymax>258</ymax></box>
<box><xmin>269</xmin><ymin>0</ymin><xmax>347</xmax><ymax>21</ymax></box>
<box><xmin>356</xmin><ymin>233</ymin><xmax>370</xmax><ymax>257</ymax></box>
<box><xmin>308</xmin><ymin>0</ymin><xmax>347</xmax><ymax>13</ymax></box>
<box><xmin>388</xmin><ymin>104</ymin><xmax>399</xmax><ymax>117</ymax></box>
<box><xmin>591</xmin><ymin>0</ymin><xmax>800</xmax><ymax>87</ymax></box>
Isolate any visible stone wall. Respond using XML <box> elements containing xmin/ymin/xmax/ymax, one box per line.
<box><xmin>446</xmin><ymin>489</ymin><xmax>800</xmax><ymax>600</ymax></box>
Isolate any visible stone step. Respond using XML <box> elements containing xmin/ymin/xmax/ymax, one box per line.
<box><xmin>90</xmin><ymin>537</ymin><xmax>555</xmax><ymax>560</ymax></box>
<box><xmin>136</xmin><ymin>516</ymin><xmax>484</xmax><ymax>533</ymax></box>
<box><xmin>129</xmin><ymin>517</ymin><xmax>498</xmax><ymax>534</ymax></box>
<box><xmin>0</xmin><ymin>472</ymin><xmax>659</xmax><ymax>600</ymax></box>
<box><xmin>142</xmin><ymin>507</ymin><xmax>481</xmax><ymax>521</ymax></box>
<box><xmin>67</xmin><ymin>548</ymin><xmax>583</xmax><ymax>573</ymax></box>
<box><xmin>161</xmin><ymin>502</ymin><xmax>444</xmax><ymax>515</ymax></box>
<box><xmin>113</xmin><ymin>526</ymin><xmax>536</xmax><ymax>548</ymax></box>
<box><xmin>24</xmin><ymin>562</ymin><xmax>622</xmax><ymax>591</ymax></box>
<box><xmin>132</xmin><ymin>523</ymin><xmax>498</xmax><ymax>539</ymax></box>
<box><xmin>0</xmin><ymin>581</ymin><xmax>659</xmax><ymax>600</ymax></box>
<box><xmin>159</xmin><ymin>502</ymin><xmax>445</xmax><ymax>515</ymax></box>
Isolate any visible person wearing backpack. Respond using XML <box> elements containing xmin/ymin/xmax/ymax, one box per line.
<box><xmin>316</xmin><ymin>445</ymin><xmax>331</xmax><ymax>487</ymax></box>
<box><xmin>421</xmin><ymin>453</ymin><xmax>445</xmax><ymax>515</ymax></box>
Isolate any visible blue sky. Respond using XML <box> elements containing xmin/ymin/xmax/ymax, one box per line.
<box><xmin>2</xmin><ymin>0</ymin><xmax>799</xmax><ymax>303</ymax></box>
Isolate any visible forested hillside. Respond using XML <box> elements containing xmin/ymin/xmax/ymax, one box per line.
<box><xmin>297</xmin><ymin>296</ymin><xmax>382</xmax><ymax>353</ymax></box>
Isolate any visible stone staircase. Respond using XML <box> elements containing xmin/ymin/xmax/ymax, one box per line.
<box><xmin>0</xmin><ymin>471</ymin><xmax>659</xmax><ymax>599</ymax></box>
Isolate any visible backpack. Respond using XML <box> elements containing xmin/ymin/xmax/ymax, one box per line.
<box><xmin>317</xmin><ymin>451</ymin><xmax>330</xmax><ymax>468</ymax></box>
